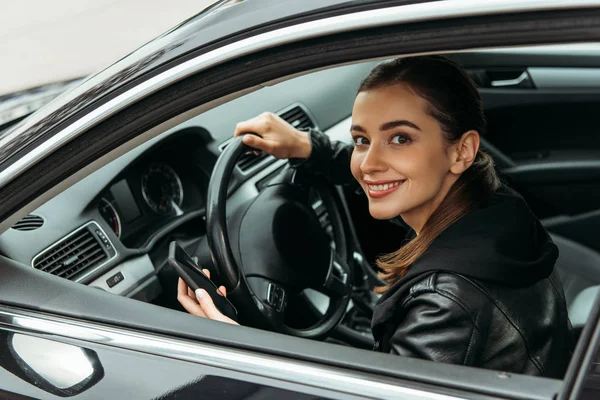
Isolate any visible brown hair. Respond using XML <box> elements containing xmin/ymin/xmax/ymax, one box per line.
<box><xmin>358</xmin><ymin>56</ymin><xmax>501</xmax><ymax>293</ymax></box>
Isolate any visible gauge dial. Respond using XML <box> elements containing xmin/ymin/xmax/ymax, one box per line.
<box><xmin>141</xmin><ymin>163</ymin><xmax>184</xmax><ymax>215</ymax></box>
<box><xmin>99</xmin><ymin>198</ymin><xmax>122</xmax><ymax>238</ymax></box>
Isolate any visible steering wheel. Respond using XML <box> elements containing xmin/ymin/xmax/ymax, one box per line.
<box><xmin>206</xmin><ymin>136</ymin><xmax>353</xmax><ymax>339</ymax></box>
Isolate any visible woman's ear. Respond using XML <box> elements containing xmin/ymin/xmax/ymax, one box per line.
<box><xmin>450</xmin><ymin>130</ymin><xmax>480</xmax><ymax>174</ymax></box>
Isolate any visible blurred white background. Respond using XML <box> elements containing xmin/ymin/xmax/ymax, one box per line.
<box><xmin>0</xmin><ymin>0</ymin><xmax>215</xmax><ymax>96</ymax></box>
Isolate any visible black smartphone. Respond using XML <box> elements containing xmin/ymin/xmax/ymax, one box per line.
<box><xmin>168</xmin><ymin>241</ymin><xmax>238</xmax><ymax>320</ymax></box>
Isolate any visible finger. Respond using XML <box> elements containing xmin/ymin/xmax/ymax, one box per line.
<box><xmin>202</xmin><ymin>268</ymin><xmax>211</xmax><ymax>279</ymax></box>
<box><xmin>187</xmin><ymin>286</ymin><xmax>197</xmax><ymax>302</ymax></box>
<box><xmin>234</xmin><ymin>119</ymin><xmax>263</xmax><ymax>137</ymax></box>
<box><xmin>179</xmin><ymin>293</ymin><xmax>208</xmax><ymax>318</ymax></box>
<box><xmin>195</xmin><ymin>289</ymin><xmax>224</xmax><ymax>320</ymax></box>
<box><xmin>178</xmin><ymin>278</ymin><xmax>198</xmax><ymax>304</ymax></box>
<box><xmin>177</xmin><ymin>279</ymin><xmax>207</xmax><ymax>317</ymax></box>
<box><xmin>195</xmin><ymin>289</ymin><xmax>237</xmax><ymax>324</ymax></box>
<box><xmin>242</xmin><ymin>135</ymin><xmax>275</xmax><ymax>155</ymax></box>
<box><xmin>217</xmin><ymin>286</ymin><xmax>227</xmax><ymax>297</ymax></box>
<box><xmin>177</xmin><ymin>278</ymin><xmax>189</xmax><ymax>297</ymax></box>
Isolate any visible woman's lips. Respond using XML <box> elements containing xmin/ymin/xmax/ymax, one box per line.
<box><xmin>365</xmin><ymin>180</ymin><xmax>405</xmax><ymax>199</ymax></box>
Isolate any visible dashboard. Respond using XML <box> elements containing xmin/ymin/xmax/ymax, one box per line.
<box><xmin>94</xmin><ymin>131</ymin><xmax>211</xmax><ymax>249</ymax></box>
<box><xmin>0</xmin><ymin>59</ymin><xmax>371</xmax><ymax>303</ymax></box>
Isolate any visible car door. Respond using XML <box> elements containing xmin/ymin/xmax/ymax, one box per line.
<box><xmin>0</xmin><ymin>310</ymin><xmax>377</xmax><ymax>400</ymax></box>
<box><xmin>0</xmin><ymin>297</ymin><xmax>568</xmax><ymax>400</ymax></box>
<box><xmin>1</xmin><ymin>1</ymin><xmax>600</xmax><ymax>400</ymax></box>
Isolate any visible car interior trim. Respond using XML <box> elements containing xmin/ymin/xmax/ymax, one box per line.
<box><xmin>0</xmin><ymin>306</ymin><xmax>468</xmax><ymax>400</ymax></box>
<box><xmin>0</xmin><ymin>0</ymin><xmax>597</xmax><ymax>191</ymax></box>
<box><xmin>529</xmin><ymin>67</ymin><xmax>600</xmax><ymax>88</ymax></box>
<box><xmin>30</xmin><ymin>220</ymin><xmax>118</xmax><ymax>284</ymax></box>
<box><xmin>137</xmin><ymin>208</ymin><xmax>206</xmax><ymax>252</ymax></box>
<box><xmin>504</xmin><ymin>160</ymin><xmax>600</xmax><ymax>174</ymax></box>
<box><xmin>98</xmin><ymin>198</ymin><xmax>122</xmax><ymax>238</ymax></box>
<box><xmin>88</xmin><ymin>254</ymin><xmax>154</xmax><ymax>296</ymax></box>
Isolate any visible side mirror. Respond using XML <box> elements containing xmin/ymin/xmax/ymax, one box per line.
<box><xmin>1</xmin><ymin>331</ymin><xmax>104</xmax><ymax>397</ymax></box>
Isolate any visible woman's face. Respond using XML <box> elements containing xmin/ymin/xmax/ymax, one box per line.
<box><xmin>350</xmin><ymin>83</ymin><xmax>460</xmax><ymax>232</ymax></box>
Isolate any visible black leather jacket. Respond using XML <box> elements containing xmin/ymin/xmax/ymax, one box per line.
<box><xmin>295</xmin><ymin>129</ymin><xmax>573</xmax><ymax>378</ymax></box>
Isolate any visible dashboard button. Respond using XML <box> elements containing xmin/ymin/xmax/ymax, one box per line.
<box><xmin>106</xmin><ymin>272</ymin><xmax>124</xmax><ymax>288</ymax></box>
<box><xmin>267</xmin><ymin>283</ymin><xmax>286</xmax><ymax>311</ymax></box>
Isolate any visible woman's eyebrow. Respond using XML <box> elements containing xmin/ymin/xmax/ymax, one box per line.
<box><xmin>351</xmin><ymin>120</ymin><xmax>421</xmax><ymax>133</ymax></box>
<box><xmin>380</xmin><ymin>120</ymin><xmax>421</xmax><ymax>131</ymax></box>
<box><xmin>350</xmin><ymin>124</ymin><xmax>366</xmax><ymax>133</ymax></box>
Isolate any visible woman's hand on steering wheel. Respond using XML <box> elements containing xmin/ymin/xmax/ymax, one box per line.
<box><xmin>177</xmin><ymin>270</ymin><xmax>239</xmax><ymax>325</ymax></box>
<box><xmin>234</xmin><ymin>112</ymin><xmax>312</xmax><ymax>159</ymax></box>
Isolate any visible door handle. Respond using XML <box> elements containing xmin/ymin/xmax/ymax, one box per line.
<box><xmin>490</xmin><ymin>71</ymin><xmax>532</xmax><ymax>88</ymax></box>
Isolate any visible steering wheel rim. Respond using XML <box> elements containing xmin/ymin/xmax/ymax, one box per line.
<box><xmin>206</xmin><ymin>136</ymin><xmax>352</xmax><ymax>339</ymax></box>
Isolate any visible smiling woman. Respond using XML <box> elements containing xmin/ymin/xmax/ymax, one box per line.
<box><xmin>350</xmin><ymin>57</ymin><xmax>495</xmax><ymax>227</ymax></box>
<box><xmin>179</xmin><ymin>55</ymin><xmax>573</xmax><ymax>378</ymax></box>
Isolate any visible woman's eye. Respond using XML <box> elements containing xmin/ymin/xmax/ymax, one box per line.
<box><xmin>353</xmin><ymin>136</ymin><xmax>369</xmax><ymax>146</ymax></box>
<box><xmin>390</xmin><ymin>134</ymin><xmax>411</xmax><ymax>145</ymax></box>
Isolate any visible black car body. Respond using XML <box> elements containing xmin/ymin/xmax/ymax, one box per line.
<box><xmin>1</xmin><ymin>0</ymin><xmax>600</xmax><ymax>399</ymax></box>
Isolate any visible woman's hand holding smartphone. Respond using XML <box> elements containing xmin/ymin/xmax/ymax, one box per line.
<box><xmin>177</xmin><ymin>270</ymin><xmax>239</xmax><ymax>325</ymax></box>
<box><xmin>170</xmin><ymin>240</ymin><xmax>238</xmax><ymax>324</ymax></box>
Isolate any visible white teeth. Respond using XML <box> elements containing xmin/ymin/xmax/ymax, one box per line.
<box><xmin>368</xmin><ymin>181</ymin><xmax>403</xmax><ymax>191</ymax></box>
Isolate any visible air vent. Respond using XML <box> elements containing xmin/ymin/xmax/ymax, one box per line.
<box><xmin>12</xmin><ymin>214</ymin><xmax>44</xmax><ymax>231</ymax></box>
<box><xmin>279</xmin><ymin>105</ymin><xmax>315</xmax><ymax>130</ymax></box>
<box><xmin>220</xmin><ymin>140</ymin><xmax>274</xmax><ymax>173</ymax></box>
<box><xmin>32</xmin><ymin>223</ymin><xmax>114</xmax><ymax>280</ymax></box>
<box><xmin>237</xmin><ymin>151</ymin><xmax>271</xmax><ymax>172</ymax></box>
<box><xmin>219</xmin><ymin>104</ymin><xmax>316</xmax><ymax>173</ymax></box>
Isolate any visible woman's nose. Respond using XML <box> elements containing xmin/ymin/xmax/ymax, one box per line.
<box><xmin>360</xmin><ymin>145</ymin><xmax>387</xmax><ymax>175</ymax></box>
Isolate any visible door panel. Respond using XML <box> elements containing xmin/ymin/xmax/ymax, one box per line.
<box><xmin>485</xmin><ymin>100</ymin><xmax>600</xmax><ymax>157</ymax></box>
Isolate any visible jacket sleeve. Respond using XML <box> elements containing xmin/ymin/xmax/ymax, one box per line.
<box><xmin>388</xmin><ymin>290</ymin><xmax>483</xmax><ymax>366</ymax></box>
<box><xmin>289</xmin><ymin>129</ymin><xmax>356</xmax><ymax>186</ymax></box>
